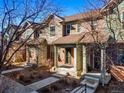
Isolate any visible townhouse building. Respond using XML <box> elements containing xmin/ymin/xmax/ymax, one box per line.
<box><xmin>51</xmin><ymin>0</ymin><xmax>124</xmax><ymax>78</ymax></box>
<box><xmin>8</xmin><ymin>0</ymin><xmax>124</xmax><ymax>80</ymax></box>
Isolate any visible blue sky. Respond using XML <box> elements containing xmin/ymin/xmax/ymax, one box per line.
<box><xmin>0</xmin><ymin>0</ymin><xmax>105</xmax><ymax>24</ymax></box>
<box><xmin>0</xmin><ymin>0</ymin><xmax>104</xmax><ymax>17</ymax></box>
<box><xmin>54</xmin><ymin>0</ymin><xmax>104</xmax><ymax>16</ymax></box>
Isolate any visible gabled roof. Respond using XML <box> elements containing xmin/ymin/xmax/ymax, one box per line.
<box><xmin>27</xmin><ymin>38</ymin><xmax>47</xmax><ymax>45</ymax></box>
<box><xmin>42</xmin><ymin>14</ymin><xmax>64</xmax><ymax>25</ymax></box>
<box><xmin>64</xmin><ymin>9</ymin><xmax>102</xmax><ymax>22</ymax></box>
<box><xmin>101</xmin><ymin>0</ymin><xmax>123</xmax><ymax>11</ymax></box>
<box><xmin>53</xmin><ymin>34</ymin><xmax>84</xmax><ymax>45</ymax></box>
<box><xmin>23</xmin><ymin>21</ymin><xmax>42</xmax><ymax>29</ymax></box>
<box><xmin>80</xmin><ymin>31</ymin><xmax>110</xmax><ymax>44</ymax></box>
<box><xmin>53</xmin><ymin>31</ymin><xmax>110</xmax><ymax>45</ymax></box>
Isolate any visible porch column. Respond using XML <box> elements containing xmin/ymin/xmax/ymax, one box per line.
<box><xmin>54</xmin><ymin>45</ymin><xmax>58</xmax><ymax>67</ymax></box>
<box><xmin>74</xmin><ymin>48</ymin><xmax>77</xmax><ymax>72</ymax></box>
<box><xmin>101</xmin><ymin>48</ymin><xmax>106</xmax><ymax>86</ymax></box>
<box><xmin>82</xmin><ymin>45</ymin><xmax>87</xmax><ymax>74</ymax></box>
<box><xmin>76</xmin><ymin>44</ymin><xmax>82</xmax><ymax>76</ymax></box>
<box><xmin>26</xmin><ymin>46</ymin><xmax>30</xmax><ymax>64</ymax></box>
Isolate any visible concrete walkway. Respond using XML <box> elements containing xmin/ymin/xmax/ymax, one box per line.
<box><xmin>2</xmin><ymin>68</ymin><xmax>24</xmax><ymax>74</ymax></box>
<box><xmin>27</xmin><ymin>76</ymin><xmax>60</xmax><ymax>91</ymax></box>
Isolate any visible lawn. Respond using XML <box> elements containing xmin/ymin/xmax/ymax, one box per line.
<box><xmin>96</xmin><ymin>78</ymin><xmax>124</xmax><ymax>93</ymax></box>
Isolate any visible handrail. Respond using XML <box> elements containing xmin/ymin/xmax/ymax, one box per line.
<box><xmin>73</xmin><ymin>83</ymin><xmax>87</xmax><ymax>93</ymax></box>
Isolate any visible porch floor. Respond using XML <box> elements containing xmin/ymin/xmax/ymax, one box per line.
<box><xmin>83</xmin><ymin>73</ymin><xmax>111</xmax><ymax>84</ymax></box>
<box><xmin>57</xmin><ymin>67</ymin><xmax>76</xmax><ymax>76</ymax></box>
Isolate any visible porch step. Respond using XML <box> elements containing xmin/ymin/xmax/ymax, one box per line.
<box><xmin>82</xmin><ymin>73</ymin><xmax>111</xmax><ymax>84</ymax></box>
<box><xmin>71</xmin><ymin>76</ymin><xmax>99</xmax><ymax>93</ymax></box>
<box><xmin>71</xmin><ymin>86</ymin><xmax>95</xmax><ymax>93</ymax></box>
<box><xmin>81</xmin><ymin>76</ymin><xmax>99</xmax><ymax>89</ymax></box>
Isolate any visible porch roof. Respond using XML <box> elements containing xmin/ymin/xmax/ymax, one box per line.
<box><xmin>53</xmin><ymin>31</ymin><xmax>110</xmax><ymax>45</ymax></box>
<box><xmin>26</xmin><ymin>38</ymin><xmax>47</xmax><ymax>45</ymax></box>
<box><xmin>53</xmin><ymin>34</ymin><xmax>84</xmax><ymax>45</ymax></box>
<box><xmin>80</xmin><ymin>31</ymin><xmax>110</xmax><ymax>44</ymax></box>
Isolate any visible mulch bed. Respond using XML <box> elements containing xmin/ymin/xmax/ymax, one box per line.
<box><xmin>37</xmin><ymin>77</ymin><xmax>80</xmax><ymax>93</ymax></box>
<box><xmin>4</xmin><ymin>66</ymin><xmax>54</xmax><ymax>86</ymax></box>
<box><xmin>95</xmin><ymin>77</ymin><xmax>124</xmax><ymax>93</ymax></box>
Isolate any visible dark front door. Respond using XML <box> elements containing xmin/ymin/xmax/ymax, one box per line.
<box><xmin>65</xmin><ymin>48</ymin><xmax>71</xmax><ymax>64</ymax></box>
<box><xmin>94</xmin><ymin>48</ymin><xmax>101</xmax><ymax>71</ymax></box>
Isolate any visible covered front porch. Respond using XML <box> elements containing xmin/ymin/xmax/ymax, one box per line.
<box><xmin>53</xmin><ymin>33</ymin><xmax>109</xmax><ymax>78</ymax></box>
<box><xmin>53</xmin><ymin>43</ymin><xmax>107</xmax><ymax>77</ymax></box>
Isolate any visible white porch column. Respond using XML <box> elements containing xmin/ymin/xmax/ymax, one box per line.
<box><xmin>101</xmin><ymin>48</ymin><xmax>106</xmax><ymax>86</ymax></box>
<box><xmin>76</xmin><ymin>44</ymin><xmax>82</xmax><ymax>76</ymax></box>
<box><xmin>82</xmin><ymin>45</ymin><xmax>87</xmax><ymax>74</ymax></box>
<box><xmin>54</xmin><ymin>45</ymin><xmax>58</xmax><ymax>67</ymax></box>
<box><xmin>74</xmin><ymin>48</ymin><xmax>77</xmax><ymax>71</ymax></box>
<box><xmin>26</xmin><ymin>46</ymin><xmax>30</xmax><ymax>64</ymax></box>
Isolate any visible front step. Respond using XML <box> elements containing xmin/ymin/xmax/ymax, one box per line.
<box><xmin>71</xmin><ymin>75</ymin><xmax>99</xmax><ymax>93</ymax></box>
<box><xmin>83</xmin><ymin>73</ymin><xmax>111</xmax><ymax>84</ymax></box>
<box><xmin>81</xmin><ymin>76</ymin><xmax>99</xmax><ymax>89</ymax></box>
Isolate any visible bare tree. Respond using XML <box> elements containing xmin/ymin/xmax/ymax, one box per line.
<box><xmin>78</xmin><ymin>0</ymin><xmax>124</xmax><ymax>84</ymax></box>
<box><xmin>0</xmin><ymin>0</ymin><xmax>61</xmax><ymax>74</ymax></box>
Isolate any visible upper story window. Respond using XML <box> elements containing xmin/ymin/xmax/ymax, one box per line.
<box><xmin>50</xmin><ymin>25</ymin><xmax>55</xmax><ymax>36</ymax></box>
<box><xmin>122</xmin><ymin>12</ymin><xmax>124</xmax><ymax>29</ymax></box>
<box><xmin>66</xmin><ymin>24</ymin><xmax>71</xmax><ymax>35</ymax></box>
<box><xmin>91</xmin><ymin>20</ymin><xmax>97</xmax><ymax>31</ymax></box>
<box><xmin>34</xmin><ymin>30</ymin><xmax>40</xmax><ymax>39</ymax></box>
<box><xmin>123</xmin><ymin>12</ymin><xmax>124</xmax><ymax>21</ymax></box>
<box><xmin>78</xmin><ymin>24</ymin><xmax>81</xmax><ymax>32</ymax></box>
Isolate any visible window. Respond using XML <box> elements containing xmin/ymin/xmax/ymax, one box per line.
<box><xmin>122</xmin><ymin>12</ymin><xmax>124</xmax><ymax>21</ymax></box>
<box><xmin>66</xmin><ymin>24</ymin><xmax>71</xmax><ymax>35</ymax></box>
<box><xmin>122</xmin><ymin>12</ymin><xmax>124</xmax><ymax>29</ymax></box>
<box><xmin>91</xmin><ymin>21</ymin><xmax>97</xmax><ymax>31</ymax></box>
<box><xmin>50</xmin><ymin>25</ymin><xmax>55</xmax><ymax>36</ymax></box>
<box><xmin>78</xmin><ymin>24</ymin><xmax>81</xmax><ymax>32</ymax></box>
<box><xmin>117</xmin><ymin>48</ymin><xmax>124</xmax><ymax>65</ymax></box>
<box><xmin>122</xmin><ymin>22</ymin><xmax>124</xmax><ymax>29</ymax></box>
<box><xmin>34</xmin><ymin>30</ymin><xmax>40</xmax><ymax>38</ymax></box>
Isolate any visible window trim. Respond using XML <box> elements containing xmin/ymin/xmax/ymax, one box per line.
<box><xmin>91</xmin><ymin>20</ymin><xmax>97</xmax><ymax>31</ymax></box>
<box><xmin>117</xmin><ymin>48</ymin><xmax>124</xmax><ymax>65</ymax></box>
<box><xmin>50</xmin><ymin>25</ymin><xmax>56</xmax><ymax>36</ymax></box>
<box><xmin>77</xmin><ymin>23</ymin><xmax>81</xmax><ymax>32</ymax></box>
<box><xmin>122</xmin><ymin>11</ymin><xmax>124</xmax><ymax>22</ymax></box>
<box><xmin>122</xmin><ymin>11</ymin><xmax>124</xmax><ymax>29</ymax></box>
<box><xmin>66</xmin><ymin>24</ymin><xmax>71</xmax><ymax>35</ymax></box>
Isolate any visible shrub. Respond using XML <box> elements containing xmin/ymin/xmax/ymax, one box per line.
<box><xmin>32</xmin><ymin>64</ymin><xmax>38</xmax><ymax>69</ymax></box>
<box><xmin>29</xmin><ymin>74</ymin><xmax>35</xmax><ymax>79</ymax></box>
<box><xmin>23</xmin><ymin>78</ymin><xmax>31</xmax><ymax>84</ymax></box>
<box><xmin>18</xmin><ymin>74</ymin><xmax>25</xmax><ymax>81</ymax></box>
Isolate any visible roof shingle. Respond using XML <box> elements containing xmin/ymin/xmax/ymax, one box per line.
<box><xmin>53</xmin><ymin>34</ymin><xmax>84</xmax><ymax>45</ymax></box>
<box><xmin>64</xmin><ymin>9</ymin><xmax>101</xmax><ymax>22</ymax></box>
<box><xmin>53</xmin><ymin>31</ymin><xmax>109</xmax><ymax>45</ymax></box>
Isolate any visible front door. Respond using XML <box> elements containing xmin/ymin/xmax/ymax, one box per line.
<box><xmin>65</xmin><ymin>48</ymin><xmax>71</xmax><ymax>64</ymax></box>
<box><xmin>94</xmin><ymin>48</ymin><xmax>101</xmax><ymax>71</ymax></box>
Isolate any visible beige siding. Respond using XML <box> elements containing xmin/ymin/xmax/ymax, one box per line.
<box><xmin>40</xmin><ymin>16</ymin><xmax>63</xmax><ymax>44</ymax></box>
<box><xmin>64</xmin><ymin>19</ymin><xmax>105</xmax><ymax>35</ymax></box>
